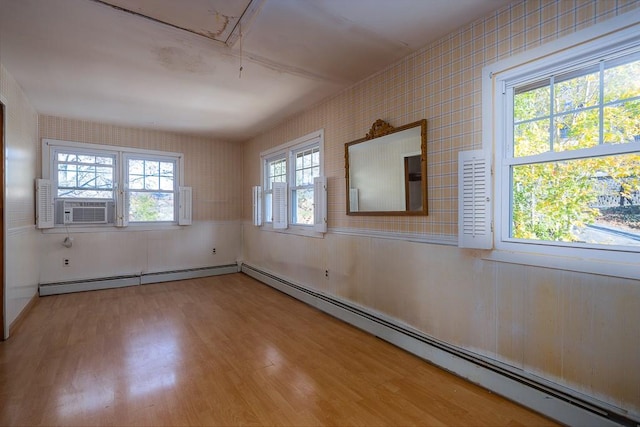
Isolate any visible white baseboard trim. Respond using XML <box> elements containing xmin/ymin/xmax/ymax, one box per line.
<box><xmin>140</xmin><ymin>265</ymin><xmax>240</xmax><ymax>284</ymax></box>
<box><xmin>241</xmin><ymin>262</ymin><xmax>636</xmax><ymax>427</ymax></box>
<box><xmin>39</xmin><ymin>264</ymin><xmax>240</xmax><ymax>296</ymax></box>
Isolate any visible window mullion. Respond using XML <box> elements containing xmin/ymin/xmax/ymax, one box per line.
<box><xmin>598</xmin><ymin>60</ymin><xmax>605</xmax><ymax>146</ymax></box>
<box><xmin>549</xmin><ymin>75</ymin><xmax>555</xmax><ymax>153</ymax></box>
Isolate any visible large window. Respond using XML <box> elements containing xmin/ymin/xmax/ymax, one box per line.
<box><xmin>259</xmin><ymin>130</ymin><xmax>325</xmax><ymax>234</ymax></box>
<box><xmin>508</xmin><ymin>53</ymin><xmax>640</xmax><ymax>248</ymax></box>
<box><xmin>126</xmin><ymin>156</ymin><xmax>177</xmax><ymax>222</ymax></box>
<box><xmin>41</xmin><ymin>139</ymin><xmax>185</xmax><ymax>227</ymax></box>
<box><xmin>484</xmin><ymin>15</ymin><xmax>640</xmax><ymax>275</ymax></box>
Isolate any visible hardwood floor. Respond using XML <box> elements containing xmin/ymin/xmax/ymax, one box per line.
<box><xmin>0</xmin><ymin>273</ymin><xmax>557</xmax><ymax>426</ymax></box>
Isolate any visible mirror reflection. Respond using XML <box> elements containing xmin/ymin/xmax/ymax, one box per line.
<box><xmin>346</xmin><ymin>119</ymin><xmax>427</xmax><ymax>215</ymax></box>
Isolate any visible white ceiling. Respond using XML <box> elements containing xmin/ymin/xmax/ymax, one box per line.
<box><xmin>0</xmin><ymin>0</ymin><xmax>512</xmax><ymax>142</ymax></box>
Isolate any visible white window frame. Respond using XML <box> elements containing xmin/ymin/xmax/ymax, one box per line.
<box><xmin>259</xmin><ymin>129</ymin><xmax>324</xmax><ymax>237</ymax></box>
<box><xmin>42</xmin><ymin>138</ymin><xmax>185</xmax><ymax>230</ymax></box>
<box><xmin>123</xmin><ymin>153</ymin><xmax>179</xmax><ymax>224</ymax></box>
<box><xmin>481</xmin><ymin>11</ymin><xmax>640</xmax><ymax>280</ymax></box>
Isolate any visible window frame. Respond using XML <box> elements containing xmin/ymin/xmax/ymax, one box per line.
<box><xmin>259</xmin><ymin>129</ymin><xmax>324</xmax><ymax>237</ymax></box>
<box><xmin>124</xmin><ymin>153</ymin><xmax>179</xmax><ymax>224</ymax></box>
<box><xmin>42</xmin><ymin>138</ymin><xmax>184</xmax><ymax>229</ymax></box>
<box><xmin>482</xmin><ymin>11</ymin><xmax>640</xmax><ymax>279</ymax></box>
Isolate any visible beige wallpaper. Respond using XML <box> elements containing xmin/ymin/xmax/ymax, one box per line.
<box><xmin>243</xmin><ymin>0</ymin><xmax>640</xmax><ymax>237</ymax></box>
<box><xmin>39</xmin><ymin>115</ymin><xmax>243</xmax><ymax>222</ymax></box>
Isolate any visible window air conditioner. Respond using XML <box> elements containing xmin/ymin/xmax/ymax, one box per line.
<box><xmin>63</xmin><ymin>200</ymin><xmax>108</xmax><ymax>224</ymax></box>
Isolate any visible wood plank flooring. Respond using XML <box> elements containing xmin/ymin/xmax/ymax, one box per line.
<box><xmin>0</xmin><ymin>273</ymin><xmax>557</xmax><ymax>426</ymax></box>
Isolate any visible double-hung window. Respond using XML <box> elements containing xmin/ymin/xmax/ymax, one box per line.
<box><xmin>38</xmin><ymin>139</ymin><xmax>189</xmax><ymax>228</ymax></box>
<box><xmin>291</xmin><ymin>145</ymin><xmax>320</xmax><ymax>225</ymax></box>
<box><xmin>258</xmin><ymin>130</ymin><xmax>326</xmax><ymax>235</ymax></box>
<box><xmin>480</xmin><ymin>14</ymin><xmax>640</xmax><ymax>276</ymax></box>
<box><xmin>125</xmin><ymin>155</ymin><xmax>177</xmax><ymax>222</ymax></box>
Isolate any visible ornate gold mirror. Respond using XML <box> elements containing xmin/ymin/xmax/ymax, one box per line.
<box><xmin>345</xmin><ymin>119</ymin><xmax>427</xmax><ymax>216</ymax></box>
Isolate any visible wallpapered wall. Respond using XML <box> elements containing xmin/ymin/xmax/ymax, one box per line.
<box><xmin>243</xmin><ymin>0</ymin><xmax>640</xmax><ymax>236</ymax></box>
<box><xmin>39</xmin><ymin>115</ymin><xmax>243</xmax><ymax>222</ymax></box>
<box><xmin>241</xmin><ymin>0</ymin><xmax>640</xmax><ymax>418</ymax></box>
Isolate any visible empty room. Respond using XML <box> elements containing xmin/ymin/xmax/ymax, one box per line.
<box><xmin>1</xmin><ymin>0</ymin><xmax>639</xmax><ymax>425</ymax></box>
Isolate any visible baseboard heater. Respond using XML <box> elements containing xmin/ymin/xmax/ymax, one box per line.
<box><xmin>39</xmin><ymin>264</ymin><xmax>239</xmax><ymax>296</ymax></box>
<box><xmin>241</xmin><ymin>263</ymin><xmax>637</xmax><ymax>427</ymax></box>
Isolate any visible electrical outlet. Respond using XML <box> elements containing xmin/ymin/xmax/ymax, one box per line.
<box><xmin>212</xmin><ymin>248</ymin><xmax>216</xmax><ymax>254</ymax></box>
<box><xmin>325</xmin><ymin>269</ymin><xmax>329</xmax><ymax>279</ymax></box>
<box><xmin>63</xmin><ymin>258</ymin><xmax>70</xmax><ymax>267</ymax></box>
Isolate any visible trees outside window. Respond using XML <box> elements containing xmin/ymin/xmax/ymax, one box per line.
<box><xmin>509</xmin><ymin>53</ymin><xmax>640</xmax><ymax>247</ymax></box>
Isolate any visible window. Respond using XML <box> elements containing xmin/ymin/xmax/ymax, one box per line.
<box><xmin>259</xmin><ymin>130</ymin><xmax>326</xmax><ymax>234</ymax></box>
<box><xmin>40</xmin><ymin>139</ymin><xmax>187</xmax><ymax>228</ymax></box>
<box><xmin>56</xmin><ymin>151</ymin><xmax>115</xmax><ymax>199</ymax></box>
<box><xmin>126</xmin><ymin>156</ymin><xmax>177</xmax><ymax>222</ymax></box>
<box><xmin>507</xmin><ymin>52</ymin><xmax>640</xmax><ymax>248</ymax></box>
<box><xmin>291</xmin><ymin>146</ymin><xmax>320</xmax><ymax>225</ymax></box>
<box><xmin>482</xmin><ymin>14</ymin><xmax>640</xmax><ymax>276</ymax></box>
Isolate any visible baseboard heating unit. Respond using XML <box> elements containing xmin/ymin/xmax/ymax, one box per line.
<box><xmin>241</xmin><ymin>263</ymin><xmax>637</xmax><ymax>427</ymax></box>
<box><xmin>39</xmin><ymin>264</ymin><xmax>240</xmax><ymax>296</ymax></box>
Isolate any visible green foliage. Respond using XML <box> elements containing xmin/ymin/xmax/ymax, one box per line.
<box><xmin>512</xmin><ymin>59</ymin><xmax>640</xmax><ymax>242</ymax></box>
<box><xmin>130</xmin><ymin>194</ymin><xmax>160</xmax><ymax>222</ymax></box>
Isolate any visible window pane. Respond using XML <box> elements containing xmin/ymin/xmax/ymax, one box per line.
<box><xmin>160</xmin><ymin>162</ymin><xmax>174</xmax><ymax>176</ymax></box>
<box><xmin>95</xmin><ymin>167</ymin><xmax>113</xmax><ymax>188</ymax></box>
<box><xmin>129</xmin><ymin>192</ymin><xmax>174</xmax><ymax>222</ymax></box>
<box><xmin>129</xmin><ymin>174</ymin><xmax>145</xmax><ymax>190</ymax></box>
<box><xmin>604</xmin><ymin>58</ymin><xmax>640</xmax><ymax>103</ymax></box>
<box><xmin>514</xmin><ymin>119</ymin><xmax>550</xmax><ymax>157</ymax></box>
<box><xmin>293</xmin><ymin>188</ymin><xmax>314</xmax><ymax>225</ymax></box>
<box><xmin>58</xmin><ymin>166</ymin><xmax>77</xmax><ymax>188</ymax></box>
<box><xmin>77</xmin><ymin>166</ymin><xmax>96</xmax><ymax>188</ymax></box>
<box><xmin>77</xmin><ymin>155</ymin><xmax>96</xmax><ymax>164</ymax></box>
<box><xmin>58</xmin><ymin>153</ymin><xmax>77</xmax><ymax>162</ymax></box>
<box><xmin>96</xmin><ymin>156</ymin><xmax>113</xmax><ymax>165</ymax></box>
<box><xmin>511</xmin><ymin>153</ymin><xmax>640</xmax><ymax>246</ymax></box>
<box><xmin>554</xmin><ymin>109</ymin><xmax>600</xmax><ymax>152</ymax></box>
<box><xmin>145</xmin><ymin>176</ymin><xmax>160</xmax><ymax>190</ymax></box>
<box><xmin>129</xmin><ymin>159</ymin><xmax>144</xmax><ymax>174</ymax></box>
<box><xmin>159</xmin><ymin>176</ymin><xmax>174</xmax><ymax>191</ymax></box>
<box><xmin>554</xmin><ymin>69</ymin><xmax>599</xmax><ymax>113</ymax></box>
<box><xmin>604</xmin><ymin>100</ymin><xmax>640</xmax><ymax>144</ymax></box>
<box><xmin>514</xmin><ymin>84</ymin><xmax>550</xmax><ymax>122</ymax></box>
<box><xmin>145</xmin><ymin>161</ymin><xmax>159</xmax><ymax>176</ymax></box>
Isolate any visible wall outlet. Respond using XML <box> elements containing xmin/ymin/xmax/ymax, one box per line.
<box><xmin>212</xmin><ymin>248</ymin><xmax>216</xmax><ymax>254</ymax></box>
<box><xmin>325</xmin><ymin>269</ymin><xmax>329</xmax><ymax>279</ymax></box>
<box><xmin>63</xmin><ymin>258</ymin><xmax>70</xmax><ymax>267</ymax></box>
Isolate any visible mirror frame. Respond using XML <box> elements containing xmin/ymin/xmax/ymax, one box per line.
<box><xmin>345</xmin><ymin>118</ymin><xmax>428</xmax><ymax>216</ymax></box>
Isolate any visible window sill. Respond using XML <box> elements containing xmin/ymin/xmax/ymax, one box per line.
<box><xmin>259</xmin><ymin>223</ymin><xmax>325</xmax><ymax>239</ymax></box>
<box><xmin>41</xmin><ymin>223</ymin><xmax>184</xmax><ymax>233</ymax></box>
<box><xmin>483</xmin><ymin>245</ymin><xmax>640</xmax><ymax>281</ymax></box>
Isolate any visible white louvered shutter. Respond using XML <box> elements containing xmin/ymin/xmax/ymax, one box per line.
<box><xmin>458</xmin><ymin>150</ymin><xmax>492</xmax><ymax>249</ymax></box>
<box><xmin>178</xmin><ymin>187</ymin><xmax>192</xmax><ymax>225</ymax></box>
<box><xmin>313</xmin><ymin>176</ymin><xmax>327</xmax><ymax>233</ymax></box>
<box><xmin>252</xmin><ymin>185</ymin><xmax>262</xmax><ymax>226</ymax></box>
<box><xmin>36</xmin><ymin>179</ymin><xmax>54</xmax><ymax>229</ymax></box>
<box><xmin>272</xmin><ymin>181</ymin><xmax>288</xmax><ymax>229</ymax></box>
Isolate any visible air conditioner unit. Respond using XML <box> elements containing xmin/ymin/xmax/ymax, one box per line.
<box><xmin>63</xmin><ymin>200</ymin><xmax>108</xmax><ymax>224</ymax></box>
